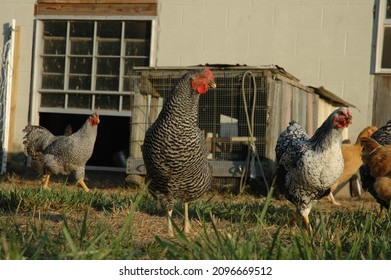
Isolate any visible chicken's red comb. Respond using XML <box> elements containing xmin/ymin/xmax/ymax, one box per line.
<box><xmin>203</xmin><ymin>67</ymin><xmax>214</xmax><ymax>81</ymax></box>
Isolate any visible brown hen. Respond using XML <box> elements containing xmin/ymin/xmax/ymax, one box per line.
<box><xmin>360</xmin><ymin>136</ymin><xmax>391</xmax><ymax>209</ymax></box>
<box><xmin>328</xmin><ymin>126</ymin><xmax>378</xmax><ymax>205</ymax></box>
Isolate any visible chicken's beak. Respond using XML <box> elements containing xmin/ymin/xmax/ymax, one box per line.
<box><xmin>93</xmin><ymin>112</ymin><xmax>100</xmax><ymax>125</ymax></box>
<box><xmin>209</xmin><ymin>81</ymin><xmax>217</xmax><ymax>89</ymax></box>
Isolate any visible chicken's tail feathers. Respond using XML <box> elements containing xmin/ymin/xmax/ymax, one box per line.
<box><xmin>22</xmin><ymin>125</ymin><xmax>55</xmax><ymax>157</ymax></box>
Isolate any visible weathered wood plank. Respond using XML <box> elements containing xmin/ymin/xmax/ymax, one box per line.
<box><xmin>97</xmin><ymin>0</ymin><xmax>157</xmax><ymax>3</ymax></box>
<box><xmin>37</xmin><ymin>0</ymin><xmax>96</xmax><ymax>3</ymax></box>
<box><xmin>7</xmin><ymin>26</ymin><xmax>21</xmax><ymax>160</ymax></box>
<box><xmin>373</xmin><ymin>75</ymin><xmax>391</xmax><ymax>127</ymax></box>
<box><xmin>36</xmin><ymin>3</ymin><xmax>157</xmax><ymax>16</ymax></box>
<box><xmin>37</xmin><ymin>0</ymin><xmax>157</xmax><ymax>3</ymax></box>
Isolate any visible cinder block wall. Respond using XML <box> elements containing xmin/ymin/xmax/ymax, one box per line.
<box><xmin>156</xmin><ymin>0</ymin><xmax>375</xmax><ymax>141</ymax></box>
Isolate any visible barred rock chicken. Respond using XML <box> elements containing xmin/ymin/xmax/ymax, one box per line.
<box><xmin>275</xmin><ymin>107</ymin><xmax>352</xmax><ymax>230</ymax></box>
<box><xmin>327</xmin><ymin>126</ymin><xmax>378</xmax><ymax>205</ymax></box>
<box><xmin>360</xmin><ymin>136</ymin><xmax>391</xmax><ymax>210</ymax></box>
<box><xmin>141</xmin><ymin>67</ymin><xmax>216</xmax><ymax>236</ymax></box>
<box><xmin>359</xmin><ymin>120</ymin><xmax>391</xmax><ymax>211</ymax></box>
<box><xmin>23</xmin><ymin>112</ymin><xmax>100</xmax><ymax>192</ymax></box>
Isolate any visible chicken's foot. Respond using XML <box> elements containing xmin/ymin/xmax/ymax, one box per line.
<box><xmin>42</xmin><ymin>174</ymin><xmax>51</xmax><ymax>190</ymax></box>
<box><xmin>167</xmin><ymin>208</ymin><xmax>174</xmax><ymax>237</ymax></box>
<box><xmin>303</xmin><ymin>214</ymin><xmax>313</xmax><ymax>234</ymax></box>
<box><xmin>328</xmin><ymin>192</ymin><xmax>341</xmax><ymax>206</ymax></box>
<box><xmin>77</xmin><ymin>179</ymin><xmax>90</xmax><ymax>192</ymax></box>
<box><xmin>183</xmin><ymin>202</ymin><xmax>191</xmax><ymax>235</ymax></box>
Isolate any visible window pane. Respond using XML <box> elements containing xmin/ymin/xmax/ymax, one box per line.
<box><xmin>42</xmin><ymin>74</ymin><xmax>64</xmax><ymax>89</ymax></box>
<box><xmin>125</xmin><ymin>40</ymin><xmax>150</xmax><ymax>56</ymax></box>
<box><xmin>95</xmin><ymin>94</ymin><xmax>119</xmax><ymax>110</ymax></box>
<box><xmin>43</xmin><ymin>57</ymin><xmax>65</xmax><ymax>73</ymax></box>
<box><xmin>97</xmin><ymin>57</ymin><xmax>120</xmax><ymax>75</ymax></box>
<box><xmin>387</xmin><ymin>0</ymin><xmax>391</xmax><ymax>19</ymax></box>
<box><xmin>68</xmin><ymin>94</ymin><xmax>92</xmax><ymax>109</ymax></box>
<box><xmin>70</xmin><ymin>21</ymin><xmax>94</xmax><ymax>38</ymax></box>
<box><xmin>381</xmin><ymin>27</ymin><xmax>391</xmax><ymax>68</ymax></box>
<box><xmin>123</xmin><ymin>77</ymin><xmax>130</xmax><ymax>91</ymax></box>
<box><xmin>98</xmin><ymin>40</ymin><xmax>121</xmax><ymax>55</ymax></box>
<box><xmin>69</xmin><ymin>76</ymin><xmax>91</xmax><ymax>90</ymax></box>
<box><xmin>69</xmin><ymin>57</ymin><xmax>92</xmax><ymax>74</ymax></box>
<box><xmin>70</xmin><ymin>39</ymin><xmax>93</xmax><ymax>55</ymax></box>
<box><xmin>125</xmin><ymin>21</ymin><xmax>151</xmax><ymax>39</ymax></box>
<box><xmin>41</xmin><ymin>93</ymin><xmax>65</xmax><ymax>107</ymax></box>
<box><xmin>96</xmin><ymin>77</ymin><xmax>119</xmax><ymax>91</ymax></box>
<box><xmin>124</xmin><ymin>58</ymin><xmax>149</xmax><ymax>73</ymax></box>
<box><xmin>122</xmin><ymin>95</ymin><xmax>132</xmax><ymax>110</ymax></box>
<box><xmin>43</xmin><ymin>20</ymin><xmax>67</xmax><ymax>37</ymax></box>
<box><xmin>97</xmin><ymin>21</ymin><xmax>121</xmax><ymax>38</ymax></box>
<box><xmin>39</xmin><ymin>19</ymin><xmax>152</xmax><ymax>110</ymax></box>
<box><xmin>44</xmin><ymin>39</ymin><xmax>66</xmax><ymax>55</ymax></box>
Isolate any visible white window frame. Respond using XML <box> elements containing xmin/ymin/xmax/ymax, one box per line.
<box><xmin>30</xmin><ymin>15</ymin><xmax>158</xmax><ymax>125</ymax></box>
<box><xmin>375</xmin><ymin>0</ymin><xmax>391</xmax><ymax>73</ymax></box>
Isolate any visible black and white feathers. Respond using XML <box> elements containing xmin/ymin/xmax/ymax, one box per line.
<box><xmin>275</xmin><ymin>107</ymin><xmax>352</xmax><ymax>227</ymax></box>
<box><xmin>141</xmin><ymin>67</ymin><xmax>216</xmax><ymax>235</ymax></box>
<box><xmin>23</xmin><ymin>112</ymin><xmax>100</xmax><ymax>190</ymax></box>
<box><xmin>142</xmin><ymin>67</ymin><xmax>216</xmax><ymax>208</ymax></box>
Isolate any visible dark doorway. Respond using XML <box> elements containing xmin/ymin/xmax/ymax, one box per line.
<box><xmin>39</xmin><ymin>112</ymin><xmax>129</xmax><ymax>168</ymax></box>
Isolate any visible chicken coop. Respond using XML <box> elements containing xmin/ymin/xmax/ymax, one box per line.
<box><xmin>126</xmin><ymin>65</ymin><xmax>354</xmax><ymax>191</ymax></box>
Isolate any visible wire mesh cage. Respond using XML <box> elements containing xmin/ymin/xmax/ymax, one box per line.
<box><xmin>126</xmin><ymin>65</ymin><xmax>352</xmax><ymax>190</ymax></box>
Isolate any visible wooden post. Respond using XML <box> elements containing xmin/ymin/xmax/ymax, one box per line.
<box><xmin>7</xmin><ymin>25</ymin><xmax>20</xmax><ymax>160</ymax></box>
<box><xmin>129</xmin><ymin>90</ymin><xmax>148</xmax><ymax>159</ymax></box>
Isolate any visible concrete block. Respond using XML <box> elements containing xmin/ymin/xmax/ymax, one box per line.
<box><xmin>323</xmin><ymin>5</ymin><xmax>373</xmax><ymax>31</ymax></box>
<box><xmin>227</xmin><ymin>5</ymin><xmax>274</xmax><ymax>30</ymax></box>
<box><xmin>159</xmin><ymin>5</ymin><xmax>183</xmax><ymax>28</ymax></box>
<box><xmin>320</xmin><ymin>56</ymin><xmax>370</xmax><ymax>81</ymax></box>
<box><xmin>297</xmin><ymin>31</ymin><xmax>346</xmax><ymax>56</ymax></box>
<box><xmin>346</xmin><ymin>31</ymin><xmax>372</xmax><ymax>55</ymax></box>
<box><xmin>249</xmin><ymin>30</ymin><xmax>297</xmax><ymax>55</ymax></box>
<box><xmin>204</xmin><ymin>30</ymin><xmax>249</xmax><ymax>53</ymax></box>
<box><xmin>158</xmin><ymin>28</ymin><xmax>204</xmax><ymax>53</ymax></box>
<box><xmin>274</xmin><ymin>5</ymin><xmax>322</xmax><ymax>30</ymax></box>
<box><xmin>182</xmin><ymin>5</ymin><xmax>227</xmax><ymax>29</ymax></box>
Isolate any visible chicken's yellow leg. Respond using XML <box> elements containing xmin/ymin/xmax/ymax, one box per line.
<box><xmin>183</xmin><ymin>202</ymin><xmax>191</xmax><ymax>235</ymax></box>
<box><xmin>77</xmin><ymin>179</ymin><xmax>90</xmax><ymax>192</ymax></box>
<box><xmin>167</xmin><ymin>208</ymin><xmax>174</xmax><ymax>237</ymax></box>
<box><xmin>328</xmin><ymin>192</ymin><xmax>341</xmax><ymax>206</ymax></box>
<box><xmin>43</xmin><ymin>174</ymin><xmax>51</xmax><ymax>189</ymax></box>
<box><xmin>303</xmin><ymin>214</ymin><xmax>313</xmax><ymax>234</ymax></box>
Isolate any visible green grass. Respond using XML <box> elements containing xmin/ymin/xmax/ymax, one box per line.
<box><xmin>0</xmin><ymin>181</ymin><xmax>390</xmax><ymax>260</ymax></box>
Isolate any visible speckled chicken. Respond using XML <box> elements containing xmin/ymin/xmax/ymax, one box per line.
<box><xmin>141</xmin><ymin>67</ymin><xmax>216</xmax><ymax>236</ymax></box>
<box><xmin>360</xmin><ymin>127</ymin><xmax>391</xmax><ymax>211</ymax></box>
<box><xmin>23</xmin><ymin>112</ymin><xmax>100</xmax><ymax>191</ymax></box>
<box><xmin>275</xmin><ymin>107</ymin><xmax>352</xmax><ymax>230</ymax></box>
